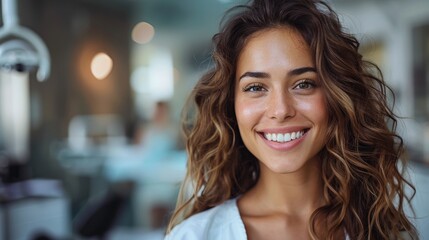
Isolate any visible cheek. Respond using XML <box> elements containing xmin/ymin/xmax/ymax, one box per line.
<box><xmin>235</xmin><ymin>98</ymin><xmax>264</xmax><ymax>128</ymax></box>
<box><xmin>235</xmin><ymin>99</ymin><xmax>249</xmax><ymax>128</ymax></box>
<box><xmin>296</xmin><ymin>96</ymin><xmax>328</xmax><ymax>124</ymax></box>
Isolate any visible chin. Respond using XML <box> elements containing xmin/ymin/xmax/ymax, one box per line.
<box><xmin>260</xmin><ymin>154</ymin><xmax>320</xmax><ymax>175</ymax></box>
<box><xmin>263</xmin><ymin>161</ymin><xmax>303</xmax><ymax>174</ymax></box>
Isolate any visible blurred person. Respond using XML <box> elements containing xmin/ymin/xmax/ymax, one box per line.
<box><xmin>124</xmin><ymin>118</ymin><xmax>146</xmax><ymax>146</ymax></box>
<box><xmin>131</xmin><ymin>101</ymin><xmax>185</xmax><ymax>229</ymax></box>
<box><xmin>140</xmin><ymin>101</ymin><xmax>177</xmax><ymax>160</ymax></box>
<box><xmin>165</xmin><ymin>0</ymin><xmax>418</xmax><ymax>239</ymax></box>
<box><xmin>103</xmin><ymin>101</ymin><xmax>183</xmax><ymax>229</ymax></box>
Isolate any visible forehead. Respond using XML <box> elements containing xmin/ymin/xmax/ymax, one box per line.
<box><xmin>246</xmin><ymin>27</ymin><xmax>307</xmax><ymax>48</ymax></box>
<box><xmin>236</xmin><ymin>27</ymin><xmax>313</xmax><ymax>72</ymax></box>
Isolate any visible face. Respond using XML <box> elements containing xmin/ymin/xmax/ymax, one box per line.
<box><xmin>234</xmin><ymin>27</ymin><xmax>328</xmax><ymax>175</ymax></box>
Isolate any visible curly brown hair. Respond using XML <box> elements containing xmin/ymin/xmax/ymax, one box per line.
<box><xmin>167</xmin><ymin>0</ymin><xmax>418</xmax><ymax>239</ymax></box>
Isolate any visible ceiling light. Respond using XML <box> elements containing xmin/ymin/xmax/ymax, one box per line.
<box><xmin>132</xmin><ymin>22</ymin><xmax>155</xmax><ymax>44</ymax></box>
<box><xmin>90</xmin><ymin>52</ymin><xmax>112</xmax><ymax>80</ymax></box>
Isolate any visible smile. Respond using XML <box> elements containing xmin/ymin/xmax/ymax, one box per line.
<box><xmin>263</xmin><ymin>130</ymin><xmax>307</xmax><ymax>143</ymax></box>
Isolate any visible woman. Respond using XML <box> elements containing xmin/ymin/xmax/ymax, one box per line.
<box><xmin>165</xmin><ymin>0</ymin><xmax>418</xmax><ymax>239</ymax></box>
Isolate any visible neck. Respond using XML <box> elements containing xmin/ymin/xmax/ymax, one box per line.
<box><xmin>250</xmin><ymin>159</ymin><xmax>323</xmax><ymax>217</ymax></box>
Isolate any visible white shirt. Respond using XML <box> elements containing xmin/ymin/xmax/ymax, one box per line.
<box><xmin>165</xmin><ymin>197</ymin><xmax>355</xmax><ymax>240</ymax></box>
<box><xmin>164</xmin><ymin>198</ymin><xmax>247</xmax><ymax>240</ymax></box>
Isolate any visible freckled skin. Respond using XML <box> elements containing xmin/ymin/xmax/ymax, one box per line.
<box><xmin>234</xmin><ymin>27</ymin><xmax>329</xmax><ymax>175</ymax></box>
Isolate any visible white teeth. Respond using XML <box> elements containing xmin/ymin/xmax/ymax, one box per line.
<box><xmin>284</xmin><ymin>133</ymin><xmax>291</xmax><ymax>141</ymax></box>
<box><xmin>264</xmin><ymin>130</ymin><xmax>305</xmax><ymax>143</ymax></box>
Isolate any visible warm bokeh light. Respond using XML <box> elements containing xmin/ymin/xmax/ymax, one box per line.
<box><xmin>130</xmin><ymin>48</ymin><xmax>173</xmax><ymax>101</ymax></box>
<box><xmin>131</xmin><ymin>22</ymin><xmax>155</xmax><ymax>44</ymax></box>
<box><xmin>90</xmin><ymin>52</ymin><xmax>113</xmax><ymax>80</ymax></box>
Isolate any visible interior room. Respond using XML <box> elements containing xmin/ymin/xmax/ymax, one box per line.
<box><xmin>0</xmin><ymin>0</ymin><xmax>428</xmax><ymax>239</ymax></box>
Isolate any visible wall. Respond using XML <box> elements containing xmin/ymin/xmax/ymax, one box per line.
<box><xmin>4</xmin><ymin>0</ymin><xmax>134</xmax><ymax>214</ymax></box>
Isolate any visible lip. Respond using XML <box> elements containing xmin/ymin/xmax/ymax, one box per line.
<box><xmin>258</xmin><ymin>126</ymin><xmax>309</xmax><ymax>134</ymax></box>
<box><xmin>257</xmin><ymin>128</ymin><xmax>309</xmax><ymax>151</ymax></box>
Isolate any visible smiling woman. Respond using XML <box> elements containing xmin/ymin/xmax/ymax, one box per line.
<box><xmin>165</xmin><ymin>0</ymin><xmax>418</xmax><ymax>239</ymax></box>
<box><xmin>234</xmin><ymin>27</ymin><xmax>328</xmax><ymax>176</ymax></box>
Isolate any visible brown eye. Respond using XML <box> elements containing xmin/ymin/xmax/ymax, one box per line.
<box><xmin>294</xmin><ymin>79</ymin><xmax>315</xmax><ymax>90</ymax></box>
<box><xmin>243</xmin><ymin>83</ymin><xmax>266</xmax><ymax>92</ymax></box>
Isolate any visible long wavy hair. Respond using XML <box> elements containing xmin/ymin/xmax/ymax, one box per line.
<box><xmin>167</xmin><ymin>0</ymin><xmax>418</xmax><ymax>239</ymax></box>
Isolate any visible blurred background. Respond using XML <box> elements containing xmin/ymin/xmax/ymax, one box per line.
<box><xmin>0</xmin><ymin>0</ymin><xmax>428</xmax><ymax>239</ymax></box>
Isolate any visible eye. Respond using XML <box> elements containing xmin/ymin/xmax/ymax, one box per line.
<box><xmin>243</xmin><ymin>83</ymin><xmax>266</xmax><ymax>92</ymax></box>
<box><xmin>294</xmin><ymin>79</ymin><xmax>316</xmax><ymax>90</ymax></box>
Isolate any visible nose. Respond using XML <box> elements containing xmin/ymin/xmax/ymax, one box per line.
<box><xmin>266</xmin><ymin>91</ymin><xmax>295</xmax><ymax>121</ymax></box>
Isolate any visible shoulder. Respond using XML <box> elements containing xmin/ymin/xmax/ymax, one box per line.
<box><xmin>164</xmin><ymin>198</ymin><xmax>246</xmax><ymax>240</ymax></box>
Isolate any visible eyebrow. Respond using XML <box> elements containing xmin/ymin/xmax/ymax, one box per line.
<box><xmin>238</xmin><ymin>71</ymin><xmax>270</xmax><ymax>80</ymax></box>
<box><xmin>238</xmin><ymin>67</ymin><xmax>317</xmax><ymax>81</ymax></box>
<box><xmin>288</xmin><ymin>67</ymin><xmax>317</xmax><ymax>77</ymax></box>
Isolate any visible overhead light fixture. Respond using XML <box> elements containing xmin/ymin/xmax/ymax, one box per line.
<box><xmin>90</xmin><ymin>52</ymin><xmax>112</xmax><ymax>80</ymax></box>
<box><xmin>0</xmin><ymin>0</ymin><xmax>50</xmax><ymax>81</ymax></box>
<box><xmin>131</xmin><ymin>22</ymin><xmax>155</xmax><ymax>44</ymax></box>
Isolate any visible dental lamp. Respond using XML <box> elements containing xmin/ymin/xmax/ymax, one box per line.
<box><xmin>0</xmin><ymin>0</ymin><xmax>50</xmax><ymax>81</ymax></box>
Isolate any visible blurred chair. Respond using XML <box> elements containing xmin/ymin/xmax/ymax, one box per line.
<box><xmin>73</xmin><ymin>180</ymin><xmax>134</xmax><ymax>239</ymax></box>
<box><xmin>0</xmin><ymin>179</ymin><xmax>70</xmax><ymax>240</ymax></box>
